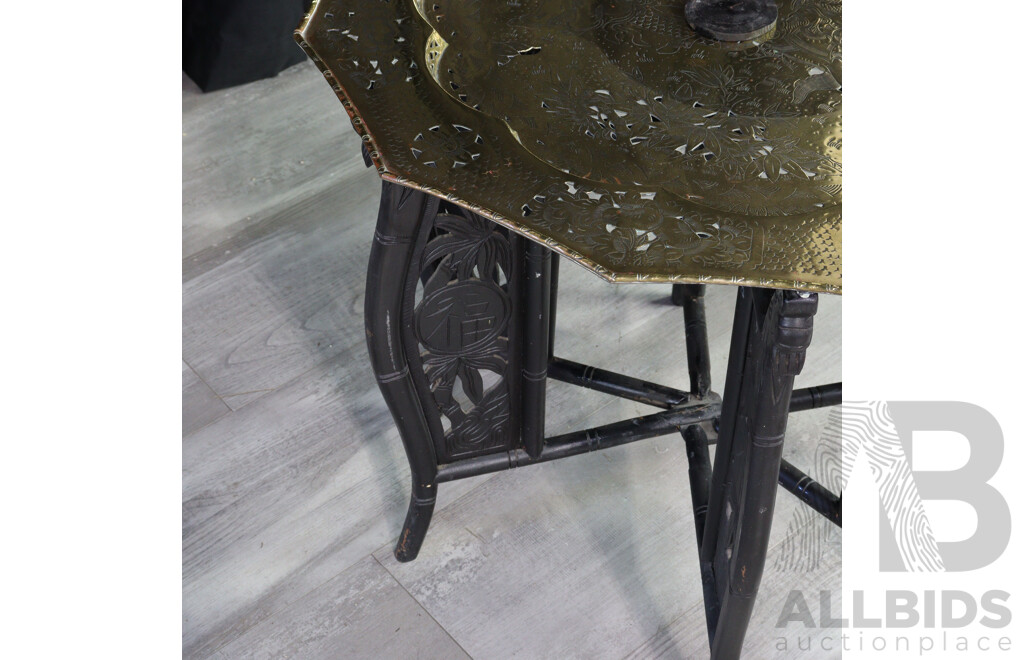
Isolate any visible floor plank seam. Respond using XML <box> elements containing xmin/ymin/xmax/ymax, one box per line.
<box><xmin>183</xmin><ymin>358</ymin><xmax>230</xmax><ymax>408</ymax></box>
<box><xmin>181</xmin><ymin>415</ymin><xmax>230</xmax><ymax>441</ymax></box>
<box><xmin>182</xmin><ymin>348</ymin><xmax>352</xmax><ymax>429</ymax></box>
<box><xmin>182</xmin><ymin>170</ymin><xmax>374</xmax><ymax>280</ymax></box>
<box><xmin>371</xmin><ymin>553</ymin><xmax>476</xmax><ymax>660</ymax></box>
<box><xmin>190</xmin><ymin>547</ymin><xmax>380</xmax><ymax>659</ymax></box>
<box><xmin>617</xmin><ymin>505</ymin><xmax>835</xmax><ymax>659</ymax></box>
<box><xmin>183</xmin><ymin>358</ymin><xmax>233</xmax><ymax>438</ymax></box>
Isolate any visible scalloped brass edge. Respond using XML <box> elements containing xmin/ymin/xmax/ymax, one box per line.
<box><xmin>294</xmin><ymin>0</ymin><xmax>840</xmax><ymax>295</ymax></box>
<box><xmin>380</xmin><ymin>171</ymin><xmax>841</xmax><ymax>295</ymax></box>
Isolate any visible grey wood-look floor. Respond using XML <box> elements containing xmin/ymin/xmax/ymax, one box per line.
<box><xmin>183</xmin><ymin>61</ymin><xmax>841</xmax><ymax>660</ymax></box>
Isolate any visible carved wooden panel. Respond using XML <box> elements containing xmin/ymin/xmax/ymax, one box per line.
<box><xmin>413</xmin><ymin>203</ymin><xmax>519</xmax><ymax>461</ymax></box>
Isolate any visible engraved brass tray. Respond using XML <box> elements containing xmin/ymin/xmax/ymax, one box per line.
<box><xmin>296</xmin><ymin>0</ymin><xmax>841</xmax><ymax>293</ymax></box>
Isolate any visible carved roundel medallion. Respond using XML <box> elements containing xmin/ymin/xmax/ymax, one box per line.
<box><xmin>416</xmin><ymin>280</ymin><xmax>510</xmax><ymax>355</ymax></box>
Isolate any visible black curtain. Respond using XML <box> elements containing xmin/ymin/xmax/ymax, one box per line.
<box><xmin>183</xmin><ymin>0</ymin><xmax>313</xmax><ymax>92</ymax></box>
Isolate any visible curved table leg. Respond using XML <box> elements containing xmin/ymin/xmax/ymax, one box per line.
<box><xmin>366</xmin><ymin>181</ymin><xmax>527</xmax><ymax>561</ymax></box>
<box><xmin>365</xmin><ymin>181</ymin><xmax>441</xmax><ymax>562</ymax></box>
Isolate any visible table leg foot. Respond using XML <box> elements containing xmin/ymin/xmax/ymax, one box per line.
<box><xmin>365</xmin><ymin>182</ymin><xmax>442</xmax><ymax>560</ymax></box>
<box><xmin>395</xmin><ymin>489</ymin><xmax>436</xmax><ymax>562</ymax></box>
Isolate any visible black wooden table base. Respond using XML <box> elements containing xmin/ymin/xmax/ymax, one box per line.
<box><xmin>364</xmin><ymin>180</ymin><xmax>841</xmax><ymax>659</ymax></box>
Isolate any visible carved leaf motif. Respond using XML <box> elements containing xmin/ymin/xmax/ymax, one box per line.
<box><xmin>458</xmin><ymin>361</ymin><xmax>485</xmax><ymax>404</ymax></box>
<box><xmin>424</xmin><ymin>212</ymin><xmax>511</xmax><ymax>283</ymax></box>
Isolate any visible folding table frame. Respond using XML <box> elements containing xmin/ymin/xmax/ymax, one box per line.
<box><xmin>365</xmin><ymin>179</ymin><xmax>842</xmax><ymax>658</ymax></box>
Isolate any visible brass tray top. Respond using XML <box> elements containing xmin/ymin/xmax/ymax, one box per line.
<box><xmin>296</xmin><ymin>0</ymin><xmax>841</xmax><ymax>293</ymax></box>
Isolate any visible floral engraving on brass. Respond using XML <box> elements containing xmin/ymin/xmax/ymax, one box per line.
<box><xmin>296</xmin><ymin>0</ymin><xmax>841</xmax><ymax>293</ymax></box>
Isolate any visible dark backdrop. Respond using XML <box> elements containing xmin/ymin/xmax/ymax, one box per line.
<box><xmin>183</xmin><ymin>0</ymin><xmax>313</xmax><ymax>92</ymax></box>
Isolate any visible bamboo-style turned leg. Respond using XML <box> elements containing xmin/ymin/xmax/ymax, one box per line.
<box><xmin>699</xmin><ymin>287</ymin><xmax>818</xmax><ymax>659</ymax></box>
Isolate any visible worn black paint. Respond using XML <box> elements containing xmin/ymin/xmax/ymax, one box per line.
<box><xmin>365</xmin><ymin>183</ymin><xmax>842</xmax><ymax>656</ymax></box>
<box><xmin>521</xmin><ymin>241</ymin><xmax>551</xmax><ymax>458</ymax></box>
<box><xmin>700</xmin><ymin>288</ymin><xmax>818</xmax><ymax>659</ymax></box>
<box><xmin>547</xmin><ymin>357</ymin><xmax>692</xmax><ymax>409</ymax></box>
